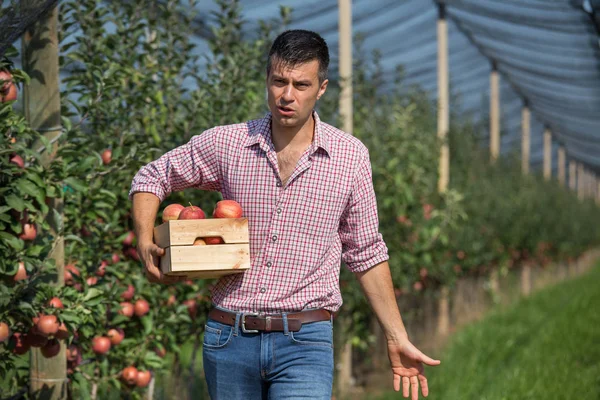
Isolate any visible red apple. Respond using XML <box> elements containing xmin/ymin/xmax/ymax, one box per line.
<box><xmin>47</xmin><ymin>297</ymin><xmax>64</xmax><ymax>309</ymax></box>
<box><xmin>413</xmin><ymin>281</ymin><xmax>423</xmax><ymax>292</ymax></box>
<box><xmin>36</xmin><ymin>315</ymin><xmax>60</xmax><ymax>337</ymax></box>
<box><xmin>178</xmin><ymin>205</ymin><xmax>205</xmax><ymax>220</ymax></box>
<box><xmin>162</xmin><ymin>203</ymin><xmax>185</xmax><ymax>222</ymax></box>
<box><xmin>122</xmin><ymin>231</ymin><xmax>135</xmax><ymax>246</ymax></box>
<box><xmin>121</xmin><ymin>284</ymin><xmax>135</xmax><ymax>300</ymax></box>
<box><xmin>92</xmin><ymin>336</ymin><xmax>111</xmax><ymax>355</ymax></box>
<box><xmin>55</xmin><ymin>323</ymin><xmax>69</xmax><ymax>340</ymax></box>
<box><xmin>9</xmin><ymin>154</ymin><xmax>24</xmax><ymax>168</ymax></box>
<box><xmin>213</xmin><ymin>200</ymin><xmax>243</xmax><ymax>218</ymax></box>
<box><xmin>119</xmin><ymin>302</ymin><xmax>134</xmax><ymax>318</ymax></box>
<box><xmin>96</xmin><ymin>260</ymin><xmax>108</xmax><ymax>277</ymax></box>
<box><xmin>193</xmin><ymin>238</ymin><xmax>206</xmax><ymax>246</ymax></box>
<box><xmin>0</xmin><ymin>322</ymin><xmax>10</xmax><ymax>343</ymax></box>
<box><xmin>86</xmin><ymin>276</ymin><xmax>98</xmax><ymax>286</ymax></box>
<box><xmin>136</xmin><ymin>370</ymin><xmax>152</xmax><ymax>387</ymax></box>
<box><xmin>166</xmin><ymin>294</ymin><xmax>176</xmax><ymax>306</ymax></box>
<box><xmin>26</xmin><ymin>328</ymin><xmax>48</xmax><ymax>348</ymax></box>
<box><xmin>111</xmin><ymin>253</ymin><xmax>120</xmax><ymax>264</ymax></box>
<box><xmin>0</xmin><ymin>71</ymin><xmax>17</xmax><ymax>103</ymax></box>
<box><xmin>66</xmin><ymin>345</ymin><xmax>80</xmax><ymax>362</ymax></box>
<box><xmin>155</xmin><ymin>346</ymin><xmax>166</xmax><ymax>358</ymax></box>
<box><xmin>134</xmin><ymin>299</ymin><xmax>150</xmax><ymax>317</ymax></box>
<box><xmin>12</xmin><ymin>333</ymin><xmax>30</xmax><ymax>355</ymax></box>
<box><xmin>107</xmin><ymin>328</ymin><xmax>125</xmax><ymax>345</ymax></box>
<box><xmin>64</xmin><ymin>264</ymin><xmax>80</xmax><ymax>285</ymax></box>
<box><xmin>183</xmin><ymin>299</ymin><xmax>197</xmax><ymax>320</ymax></box>
<box><xmin>101</xmin><ymin>149</ymin><xmax>111</xmax><ymax>165</ymax></box>
<box><xmin>125</xmin><ymin>247</ymin><xmax>140</xmax><ymax>261</ymax></box>
<box><xmin>121</xmin><ymin>366</ymin><xmax>138</xmax><ymax>386</ymax></box>
<box><xmin>204</xmin><ymin>237</ymin><xmax>224</xmax><ymax>245</ymax></box>
<box><xmin>13</xmin><ymin>262</ymin><xmax>28</xmax><ymax>282</ymax></box>
<box><xmin>0</xmin><ymin>70</ymin><xmax>13</xmax><ymax>92</ymax></box>
<box><xmin>19</xmin><ymin>223</ymin><xmax>36</xmax><ymax>241</ymax></box>
<box><xmin>41</xmin><ymin>338</ymin><xmax>61</xmax><ymax>358</ymax></box>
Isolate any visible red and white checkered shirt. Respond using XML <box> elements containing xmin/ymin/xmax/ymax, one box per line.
<box><xmin>130</xmin><ymin>111</ymin><xmax>389</xmax><ymax>313</ymax></box>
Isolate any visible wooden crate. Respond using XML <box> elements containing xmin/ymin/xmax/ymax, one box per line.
<box><xmin>153</xmin><ymin>218</ymin><xmax>250</xmax><ymax>279</ymax></box>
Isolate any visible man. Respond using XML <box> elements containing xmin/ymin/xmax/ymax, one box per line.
<box><xmin>130</xmin><ymin>29</ymin><xmax>440</xmax><ymax>399</ymax></box>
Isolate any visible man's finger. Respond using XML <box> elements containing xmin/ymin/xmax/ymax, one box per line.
<box><xmin>418</xmin><ymin>375</ymin><xmax>429</xmax><ymax>397</ymax></box>
<box><xmin>152</xmin><ymin>245</ymin><xmax>165</xmax><ymax>257</ymax></box>
<box><xmin>419</xmin><ymin>352</ymin><xmax>441</xmax><ymax>366</ymax></box>
<box><xmin>402</xmin><ymin>376</ymin><xmax>410</xmax><ymax>398</ymax></box>
<box><xmin>411</xmin><ymin>376</ymin><xmax>418</xmax><ymax>400</ymax></box>
<box><xmin>393</xmin><ymin>373</ymin><xmax>400</xmax><ymax>392</ymax></box>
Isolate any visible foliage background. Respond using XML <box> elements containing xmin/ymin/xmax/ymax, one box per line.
<box><xmin>1</xmin><ymin>0</ymin><xmax>599</xmax><ymax>398</ymax></box>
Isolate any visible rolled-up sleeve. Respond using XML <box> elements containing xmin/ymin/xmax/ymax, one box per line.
<box><xmin>129</xmin><ymin>128</ymin><xmax>221</xmax><ymax>201</ymax></box>
<box><xmin>339</xmin><ymin>149</ymin><xmax>389</xmax><ymax>273</ymax></box>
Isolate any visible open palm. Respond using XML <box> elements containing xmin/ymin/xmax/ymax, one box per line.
<box><xmin>387</xmin><ymin>338</ymin><xmax>441</xmax><ymax>399</ymax></box>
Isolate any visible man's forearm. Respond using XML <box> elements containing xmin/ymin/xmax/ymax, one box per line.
<box><xmin>132</xmin><ymin>192</ymin><xmax>161</xmax><ymax>244</ymax></box>
<box><xmin>355</xmin><ymin>261</ymin><xmax>408</xmax><ymax>341</ymax></box>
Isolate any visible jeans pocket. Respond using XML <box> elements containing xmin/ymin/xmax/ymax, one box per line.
<box><xmin>289</xmin><ymin>321</ymin><xmax>333</xmax><ymax>348</ymax></box>
<box><xmin>203</xmin><ymin>319</ymin><xmax>234</xmax><ymax>349</ymax></box>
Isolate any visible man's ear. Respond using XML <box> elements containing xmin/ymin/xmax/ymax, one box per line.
<box><xmin>317</xmin><ymin>79</ymin><xmax>329</xmax><ymax>100</ymax></box>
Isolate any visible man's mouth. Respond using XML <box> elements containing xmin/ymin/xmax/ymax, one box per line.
<box><xmin>277</xmin><ymin>106</ymin><xmax>295</xmax><ymax>116</ymax></box>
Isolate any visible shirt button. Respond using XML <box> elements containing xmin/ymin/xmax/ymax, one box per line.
<box><xmin>260</xmin><ymin>288</ymin><xmax>266</xmax><ymax>293</ymax></box>
<box><xmin>272</xmin><ymin>234</ymin><xmax>278</xmax><ymax>242</ymax></box>
<box><xmin>266</xmin><ymin>261</ymin><xmax>272</xmax><ymax>268</ymax></box>
<box><xmin>276</xmin><ymin>181</ymin><xmax>282</xmax><ymax>187</ymax></box>
<box><xmin>276</xmin><ymin>208</ymin><xmax>282</xmax><ymax>214</ymax></box>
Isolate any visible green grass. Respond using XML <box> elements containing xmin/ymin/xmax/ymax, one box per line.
<box><xmin>374</xmin><ymin>263</ymin><xmax>600</xmax><ymax>400</ymax></box>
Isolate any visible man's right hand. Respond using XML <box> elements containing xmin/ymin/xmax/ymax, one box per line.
<box><xmin>137</xmin><ymin>241</ymin><xmax>185</xmax><ymax>284</ymax></box>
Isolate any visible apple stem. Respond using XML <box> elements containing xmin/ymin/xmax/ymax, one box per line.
<box><xmin>188</xmin><ymin>202</ymin><xmax>194</xmax><ymax>208</ymax></box>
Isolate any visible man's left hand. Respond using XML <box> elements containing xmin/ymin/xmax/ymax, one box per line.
<box><xmin>387</xmin><ymin>337</ymin><xmax>441</xmax><ymax>399</ymax></box>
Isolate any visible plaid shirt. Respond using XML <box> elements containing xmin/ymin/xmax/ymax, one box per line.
<box><xmin>130</xmin><ymin>111</ymin><xmax>389</xmax><ymax>313</ymax></box>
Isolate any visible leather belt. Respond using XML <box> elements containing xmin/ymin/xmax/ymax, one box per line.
<box><xmin>208</xmin><ymin>308</ymin><xmax>331</xmax><ymax>333</ymax></box>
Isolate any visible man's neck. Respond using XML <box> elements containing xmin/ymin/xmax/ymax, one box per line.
<box><xmin>271</xmin><ymin>114</ymin><xmax>315</xmax><ymax>153</ymax></box>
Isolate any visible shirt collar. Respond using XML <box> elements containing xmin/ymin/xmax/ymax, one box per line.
<box><xmin>244</xmin><ymin>110</ymin><xmax>331</xmax><ymax>157</ymax></box>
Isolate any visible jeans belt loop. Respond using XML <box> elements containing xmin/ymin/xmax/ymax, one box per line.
<box><xmin>282</xmin><ymin>312</ymin><xmax>289</xmax><ymax>336</ymax></box>
<box><xmin>265</xmin><ymin>316</ymin><xmax>272</xmax><ymax>332</ymax></box>
<box><xmin>234</xmin><ymin>313</ymin><xmax>242</xmax><ymax>336</ymax></box>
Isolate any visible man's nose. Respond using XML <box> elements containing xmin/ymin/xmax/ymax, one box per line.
<box><xmin>281</xmin><ymin>84</ymin><xmax>294</xmax><ymax>102</ymax></box>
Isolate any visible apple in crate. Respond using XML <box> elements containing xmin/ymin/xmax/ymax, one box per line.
<box><xmin>162</xmin><ymin>204</ymin><xmax>185</xmax><ymax>222</ymax></box>
<box><xmin>213</xmin><ymin>200</ymin><xmax>243</xmax><ymax>218</ymax></box>
<box><xmin>178</xmin><ymin>205</ymin><xmax>206</xmax><ymax>220</ymax></box>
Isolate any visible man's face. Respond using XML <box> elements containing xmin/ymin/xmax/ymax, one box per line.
<box><xmin>267</xmin><ymin>58</ymin><xmax>328</xmax><ymax>130</ymax></box>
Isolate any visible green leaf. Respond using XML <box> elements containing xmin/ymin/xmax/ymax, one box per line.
<box><xmin>82</xmin><ymin>288</ymin><xmax>103</xmax><ymax>302</ymax></box>
<box><xmin>72</xmin><ymin>372</ymin><xmax>91</xmax><ymax>400</ymax></box>
<box><xmin>5</xmin><ymin>194</ymin><xmax>24</xmax><ymax>212</ymax></box>
<box><xmin>64</xmin><ymin>177</ymin><xmax>88</xmax><ymax>192</ymax></box>
<box><xmin>141</xmin><ymin>314</ymin><xmax>153</xmax><ymax>335</ymax></box>
<box><xmin>65</xmin><ymin>234</ymin><xmax>86</xmax><ymax>245</ymax></box>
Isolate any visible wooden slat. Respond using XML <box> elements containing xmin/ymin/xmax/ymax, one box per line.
<box><xmin>168</xmin><ymin>269</ymin><xmax>243</xmax><ymax>280</ymax></box>
<box><xmin>160</xmin><ymin>243</ymin><xmax>250</xmax><ymax>273</ymax></box>
<box><xmin>154</xmin><ymin>218</ymin><xmax>249</xmax><ymax>247</ymax></box>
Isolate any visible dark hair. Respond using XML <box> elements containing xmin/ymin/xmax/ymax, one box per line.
<box><xmin>267</xmin><ymin>30</ymin><xmax>330</xmax><ymax>83</ymax></box>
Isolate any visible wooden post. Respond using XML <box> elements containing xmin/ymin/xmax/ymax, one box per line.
<box><xmin>22</xmin><ymin>4</ymin><xmax>67</xmax><ymax>400</ymax></box>
<box><xmin>436</xmin><ymin>286</ymin><xmax>450</xmax><ymax>336</ymax></box>
<box><xmin>558</xmin><ymin>146</ymin><xmax>566</xmax><ymax>186</ymax></box>
<box><xmin>569</xmin><ymin>160</ymin><xmax>576</xmax><ymax>191</ymax></box>
<box><xmin>489</xmin><ymin>63</ymin><xmax>500</xmax><ymax>163</ymax></box>
<box><xmin>436</xmin><ymin>2</ymin><xmax>451</xmax><ymax>339</ymax></box>
<box><xmin>337</xmin><ymin>1</ymin><xmax>353</xmax><ymax>396</ymax></box>
<box><xmin>543</xmin><ymin>129</ymin><xmax>551</xmax><ymax>181</ymax></box>
<box><xmin>339</xmin><ymin>0</ymin><xmax>353</xmax><ymax>135</ymax></box>
<box><xmin>521</xmin><ymin>103</ymin><xmax>530</xmax><ymax>175</ymax></box>
<box><xmin>521</xmin><ymin>264</ymin><xmax>531</xmax><ymax>297</ymax></box>
<box><xmin>437</xmin><ymin>2</ymin><xmax>449</xmax><ymax>193</ymax></box>
<box><xmin>578</xmin><ymin>163</ymin><xmax>585</xmax><ymax>200</ymax></box>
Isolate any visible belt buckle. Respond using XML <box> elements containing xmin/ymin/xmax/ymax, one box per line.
<box><xmin>241</xmin><ymin>313</ymin><xmax>259</xmax><ymax>333</ymax></box>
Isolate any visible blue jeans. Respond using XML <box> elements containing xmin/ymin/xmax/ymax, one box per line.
<box><xmin>202</xmin><ymin>310</ymin><xmax>334</xmax><ymax>399</ymax></box>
